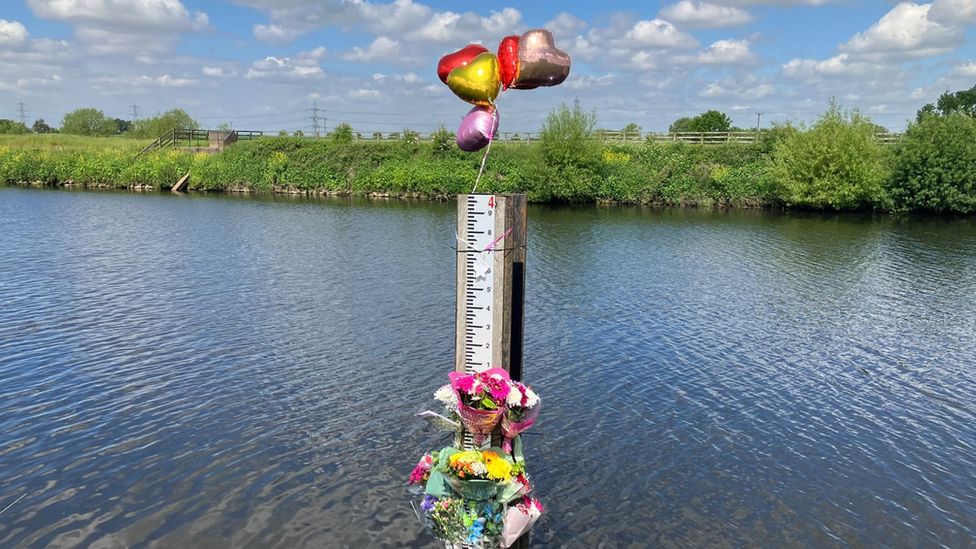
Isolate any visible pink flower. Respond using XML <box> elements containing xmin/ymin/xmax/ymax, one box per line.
<box><xmin>453</xmin><ymin>374</ymin><xmax>477</xmax><ymax>394</ymax></box>
<box><xmin>409</xmin><ymin>454</ymin><xmax>433</xmax><ymax>484</ymax></box>
<box><xmin>481</xmin><ymin>372</ymin><xmax>511</xmax><ymax>402</ymax></box>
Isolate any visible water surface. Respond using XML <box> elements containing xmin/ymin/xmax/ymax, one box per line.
<box><xmin>2</xmin><ymin>187</ymin><xmax>975</xmax><ymax>548</ymax></box>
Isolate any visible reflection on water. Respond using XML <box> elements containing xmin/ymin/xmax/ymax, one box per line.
<box><xmin>2</xmin><ymin>187</ymin><xmax>975</xmax><ymax>548</ymax></box>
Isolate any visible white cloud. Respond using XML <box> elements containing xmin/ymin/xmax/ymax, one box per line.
<box><xmin>134</xmin><ymin>74</ymin><xmax>198</xmax><ymax>87</ymax></box>
<box><xmin>298</xmin><ymin>46</ymin><xmax>328</xmax><ymax>61</ymax></box>
<box><xmin>254</xmin><ymin>23</ymin><xmax>305</xmax><ymax>45</ymax></box>
<box><xmin>700</xmin><ymin>77</ymin><xmax>775</xmax><ymax>99</ymax></box>
<box><xmin>781</xmin><ymin>53</ymin><xmax>886</xmax><ymax>79</ymax></box>
<box><xmin>629</xmin><ymin>51</ymin><xmax>662</xmax><ymax>71</ymax></box>
<box><xmin>659</xmin><ymin>1</ymin><xmax>754</xmax><ymax>29</ymax></box>
<box><xmin>569</xmin><ymin>35</ymin><xmax>600</xmax><ymax>63</ymax></box>
<box><xmin>407</xmin><ymin>11</ymin><xmax>460</xmax><ymax>41</ymax></box>
<box><xmin>202</xmin><ymin>66</ymin><xmax>237</xmax><ymax>78</ymax></box>
<box><xmin>928</xmin><ymin>0</ymin><xmax>976</xmax><ymax>25</ymax></box>
<box><xmin>615</xmin><ymin>19</ymin><xmax>699</xmax><ymax>49</ymax></box>
<box><xmin>340</xmin><ymin>36</ymin><xmax>401</xmax><ymax>62</ymax></box>
<box><xmin>545</xmin><ymin>12</ymin><xmax>587</xmax><ymax>37</ymax></box>
<box><xmin>398</xmin><ymin>72</ymin><xmax>424</xmax><ymax>84</ymax></box>
<box><xmin>27</xmin><ymin>0</ymin><xmax>207</xmax><ymax>33</ymax></box>
<box><xmin>707</xmin><ymin>0</ymin><xmax>843</xmax><ymax>5</ymax></box>
<box><xmin>480</xmin><ymin>8</ymin><xmax>521</xmax><ymax>35</ymax></box>
<box><xmin>75</xmin><ymin>27</ymin><xmax>175</xmax><ymax>55</ymax></box>
<box><xmin>948</xmin><ymin>61</ymin><xmax>976</xmax><ymax>77</ymax></box>
<box><xmin>244</xmin><ymin>56</ymin><xmax>325</xmax><ymax>80</ymax></box>
<box><xmin>840</xmin><ymin>2</ymin><xmax>962</xmax><ymax>61</ymax></box>
<box><xmin>348</xmin><ymin>0</ymin><xmax>433</xmax><ymax>35</ymax></box>
<box><xmin>691</xmin><ymin>39</ymin><xmax>759</xmax><ymax>65</ymax></box>
<box><xmin>192</xmin><ymin>12</ymin><xmax>212</xmax><ymax>32</ymax></box>
<box><xmin>0</xmin><ymin>19</ymin><xmax>30</xmax><ymax>46</ymax></box>
<box><xmin>565</xmin><ymin>73</ymin><xmax>615</xmax><ymax>89</ymax></box>
<box><xmin>348</xmin><ymin>88</ymin><xmax>381</xmax><ymax>99</ymax></box>
<box><xmin>868</xmin><ymin>104</ymin><xmax>887</xmax><ymax>113</ymax></box>
<box><xmin>16</xmin><ymin>76</ymin><xmax>62</xmax><ymax>88</ymax></box>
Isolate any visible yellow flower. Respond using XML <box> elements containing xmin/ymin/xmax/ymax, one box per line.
<box><xmin>482</xmin><ymin>451</ymin><xmax>512</xmax><ymax>481</ymax></box>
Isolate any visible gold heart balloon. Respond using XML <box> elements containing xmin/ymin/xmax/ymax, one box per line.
<box><xmin>512</xmin><ymin>29</ymin><xmax>571</xmax><ymax>90</ymax></box>
<box><xmin>446</xmin><ymin>52</ymin><xmax>501</xmax><ymax>107</ymax></box>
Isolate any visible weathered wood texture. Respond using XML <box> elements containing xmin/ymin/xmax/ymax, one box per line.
<box><xmin>454</xmin><ymin>194</ymin><xmax>527</xmax><ymax>380</ymax></box>
<box><xmin>172</xmin><ymin>171</ymin><xmax>190</xmax><ymax>193</ymax></box>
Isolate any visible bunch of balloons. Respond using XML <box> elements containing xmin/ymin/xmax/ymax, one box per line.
<box><xmin>437</xmin><ymin>29</ymin><xmax>571</xmax><ymax>152</ymax></box>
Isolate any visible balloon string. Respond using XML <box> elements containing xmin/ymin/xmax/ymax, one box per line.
<box><xmin>484</xmin><ymin>228</ymin><xmax>513</xmax><ymax>251</ymax></box>
<box><xmin>471</xmin><ymin>108</ymin><xmax>498</xmax><ymax>194</ymax></box>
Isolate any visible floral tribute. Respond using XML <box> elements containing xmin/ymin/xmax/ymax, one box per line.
<box><xmin>410</xmin><ymin>370</ymin><xmax>543</xmax><ymax>548</ymax></box>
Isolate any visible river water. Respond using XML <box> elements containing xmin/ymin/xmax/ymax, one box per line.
<box><xmin>1</xmin><ymin>186</ymin><xmax>975</xmax><ymax>549</ymax></box>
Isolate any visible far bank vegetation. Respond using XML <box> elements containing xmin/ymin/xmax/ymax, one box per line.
<box><xmin>3</xmin><ymin>87</ymin><xmax>976</xmax><ymax>214</ymax></box>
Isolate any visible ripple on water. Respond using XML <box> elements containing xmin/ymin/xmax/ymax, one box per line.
<box><xmin>2</xmin><ymin>190</ymin><xmax>976</xmax><ymax>548</ymax></box>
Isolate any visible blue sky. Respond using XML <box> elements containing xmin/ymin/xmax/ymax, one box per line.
<box><xmin>2</xmin><ymin>0</ymin><xmax>975</xmax><ymax>134</ymax></box>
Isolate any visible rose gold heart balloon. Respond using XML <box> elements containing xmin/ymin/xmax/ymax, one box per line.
<box><xmin>512</xmin><ymin>28</ymin><xmax>571</xmax><ymax>90</ymax></box>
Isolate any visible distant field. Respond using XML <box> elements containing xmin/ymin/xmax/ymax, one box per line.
<box><xmin>0</xmin><ymin>134</ymin><xmax>152</xmax><ymax>152</ymax></box>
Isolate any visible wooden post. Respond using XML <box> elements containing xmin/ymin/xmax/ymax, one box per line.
<box><xmin>455</xmin><ymin>193</ymin><xmax>528</xmax><ymax>548</ymax></box>
<box><xmin>455</xmin><ymin>194</ymin><xmax>526</xmax><ymax>380</ymax></box>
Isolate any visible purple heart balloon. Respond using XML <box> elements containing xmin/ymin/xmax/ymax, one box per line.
<box><xmin>456</xmin><ymin>106</ymin><xmax>499</xmax><ymax>152</ymax></box>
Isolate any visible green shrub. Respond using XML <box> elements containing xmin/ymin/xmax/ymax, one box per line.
<box><xmin>770</xmin><ymin>99</ymin><xmax>891</xmax><ymax>210</ymax></box>
<box><xmin>332</xmin><ymin>123</ymin><xmax>354</xmax><ymax>143</ymax></box>
<box><xmin>431</xmin><ymin>125</ymin><xmax>455</xmax><ymax>152</ymax></box>
<box><xmin>889</xmin><ymin>113</ymin><xmax>976</xmax><ymax>213</ymax></box>
<box><xmin>528</xmin><ymin>102</ymin><xmax>602</xmax><ymax>201</ymax></box>
<box><xmin>129</xmin><ymin>109</ymin><xmax>198</xmax><ymax>139</ymax></box>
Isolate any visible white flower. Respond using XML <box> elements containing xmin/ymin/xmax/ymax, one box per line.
<box><xmin>469</xmin><ymin>379</ymin><xmax>482</xmax><ymax>395</ymax></box>
<box><xmin>434</xmin><ymin>384</ymin><xmax>458</xmax><ymax>407</ymax></box>
<box><xmin>506</xmin><ymin>386</ymin><xmax>524</xmax><ymax>407</ymax></box>
<box><xmin>523</xmin><ymin>387</ymin><xmax>539</xmax><ymax>408</ymax></box>
<box><xmin>471</xmin><ymin>462</ymin><xmax>488</xmax><ymax>476</ymax></box>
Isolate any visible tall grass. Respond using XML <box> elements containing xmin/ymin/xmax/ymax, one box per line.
<box><xmin>0</xmin><ymin>134</ymin><xmax>151</xmax><ymax>152</ymax></box>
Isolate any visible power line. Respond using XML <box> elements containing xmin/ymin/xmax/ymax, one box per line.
<box><xmin>130</xmin><ymin>103</ymin><xmax>140</xmax><ymax>121</ymax></box>
<box><xmin>17</xmin><ymin>102</ymin><xmax>27</xmax><ymax>125</ymax></box>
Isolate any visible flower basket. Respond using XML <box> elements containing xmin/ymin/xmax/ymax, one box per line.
<box><xmin>447</xmin><ymin>477</ymin><xmax>502</xmax><ymax>501</ymax></box>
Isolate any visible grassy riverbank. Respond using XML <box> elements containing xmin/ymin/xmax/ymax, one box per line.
<box><xmin>0</xmin><ymin>137</ymin><xmax>775</xmax><ymax>206</ymax></box>
<box><xmin>3</xmin><ymin>106</ymin><xmax>975</xmax><ymax>214</ymax></box>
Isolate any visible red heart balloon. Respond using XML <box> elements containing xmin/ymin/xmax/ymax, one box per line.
<box><xmin>437</xmin><ymin>44</ymin><xmax>490</xmax><ymax>84</ymax></box>
<box><xmin>497</xmin><ymin>35</ymin><xmax>520</xmax><ymax>91</ymax></box>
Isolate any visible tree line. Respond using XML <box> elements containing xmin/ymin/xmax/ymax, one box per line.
<box><xmin>0</xmin><ymin>108</ymin><xmax>199</xmax><ymax>139</ymax></box>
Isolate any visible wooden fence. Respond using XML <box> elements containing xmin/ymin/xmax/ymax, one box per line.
<box><xmin>140</xmin><ymin>129</ymin><xmax>906</xmax><ymax>154</ymax></box>
<box><xmin>343</xmin><ymin>130</ymin><xmax>905</xmax><ymax>145</ymax></box>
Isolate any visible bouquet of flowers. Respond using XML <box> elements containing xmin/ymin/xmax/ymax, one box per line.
<box><xmin>409</xmin><ymin>453</ymin><xmax>436</xmax><ymax>485</ymax></box>
<box><xmin>418</xmin><ymin>495</ymin><xmax>504</xmax><ymax>547</ymax></box>
<box><xmin>440</xmin><ymin>448</ymin><xmax>516</xmax><ymax>500</ymax></box>
<box><xmin>439</xmin><ymin>368</ymin><xmax>512</xmax><ymax>445</ymax></box>
<box><xmin>501</xmin><ymin>381</ymin><xmax>541</xmax><ymax>453</ymax></box>
<box><xmin>420</xmin><ymin>495</ymin><xmax>466</xmax><ymax>542</ymax></box>
<box><xmin>500</xmin><ymin>497</ymin><xmax>544</xmax><ymax>548</ymax></box>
